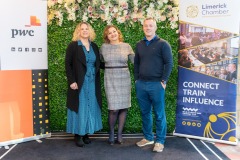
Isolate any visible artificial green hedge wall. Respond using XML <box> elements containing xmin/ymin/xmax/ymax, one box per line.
<box><xmin>48</xmin><ymin>19</ymin><xmax>179</xmax><ymax>133</ymax></box>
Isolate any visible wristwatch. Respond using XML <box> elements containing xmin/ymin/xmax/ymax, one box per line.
<box><xmin>161</xmin><ymin>80</ymin><xmax>166</xmax><ymax>85</ymax></box>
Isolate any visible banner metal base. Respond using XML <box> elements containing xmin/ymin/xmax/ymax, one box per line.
<box><xmin>173</xmin><ymin>132</ymin><xmax>238</xmax><ymax>146</ymax></box>
<box><xmin>0</xmin><ymin>133</ymin><xmax>51</xmax><ymax>147</ymax></box>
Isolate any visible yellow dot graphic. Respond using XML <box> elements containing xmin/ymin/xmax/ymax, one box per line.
<box><xmin>229</xmin><ymin>136</ymin><xmax>236</xmax><ymax>142</ymax></box>
<box><xmin>209</xmin><ymin>115</ymin><xmax>217</xmax><ymax>122</ymax></box>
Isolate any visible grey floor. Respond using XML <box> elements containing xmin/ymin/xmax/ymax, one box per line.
<box><xmin>0</xmin><ymin>133</ymin><xmax>230</xmax><ymax>160</ymax></box>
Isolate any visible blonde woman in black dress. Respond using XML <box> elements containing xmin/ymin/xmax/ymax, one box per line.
<box><xmin>100</xmin><ymin>25</ymin><xmax>134</xmax><ymax>145</ymax></box>
<box><xmin>65</xmin><ymin>22</ymin><xmax>103</xmax><ymax>147</ymax></box>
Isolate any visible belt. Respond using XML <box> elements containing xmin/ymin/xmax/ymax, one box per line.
<box><xmin>105</xmin><ymin>66</ymin><xmax>128</xmax><ymax>69</ymax></box>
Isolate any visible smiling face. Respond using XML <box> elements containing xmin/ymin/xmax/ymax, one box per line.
<box><xmin>78</xmin><ymin>23</ymin><xmax>90</xmax><ymax>39</ymax></box>
<box><xmin>143</xmin><ymin>19</ymin><xmax>157</xmax><ymax>40</ymax></box>
<box><xmin>107</xmin><ymin>27</ymin><xmax>119</xmax><ymax>43</ymax></box>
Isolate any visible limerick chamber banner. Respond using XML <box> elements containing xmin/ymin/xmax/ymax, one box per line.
<box><xmin>174</xmin><ymin>0</ymin><xmax>240</xmax><ymax>145</ymax></box>
<box><xmin>0</xmin><ymin>0</ymin><xmax>50</xmax><ymax>146</ymax></box>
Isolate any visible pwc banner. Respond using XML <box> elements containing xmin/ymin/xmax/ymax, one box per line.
<box><xmin>0</xmin><ymin>0</ymin><xmax>50</xmax><ymax>146</ymax></box>
<box><xmin>174</xmin><ymin>0</ymin><xmax>240</xmax><ymax>145</ymax></box>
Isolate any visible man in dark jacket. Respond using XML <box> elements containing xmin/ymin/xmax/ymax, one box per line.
<box><xmin>134</xmin><ymin>18</ymin><xmax>173</xmax><ymax>152</ymax></box>
<box><xmin>226</xmin><ymin>63</ymin><xmax>237</xmax><ymax>83</ymax></box>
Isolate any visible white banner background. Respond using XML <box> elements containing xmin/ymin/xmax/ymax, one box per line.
<box><xmin>179</xmin><ymin>0</ymin><xmax>240</xmax><ymax>34</ymax></box>
<box><xmin>0</xmin><ymin>0</ymin><xmax>47</xmax><ymax>70</ymax></box>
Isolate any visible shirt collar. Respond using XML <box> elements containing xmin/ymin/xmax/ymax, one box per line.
<box><xmin>143</xmin><ymin>35</ymin><xmax>157</xmax><ymax>46</ymax></box>
<box><xmin>77</xmin><ymin>40</ymin><xmax>92</xmax><ymax>46</ymax></box>
<box><xmin>143</xmin><ymin>35</ymin><xmax>157</xmax><ymax>42</ymax></box>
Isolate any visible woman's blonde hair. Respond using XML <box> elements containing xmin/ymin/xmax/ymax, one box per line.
<box><xmin>72</xmin><ymin>22</ymin><xmax>96</xmax><ymax>41</ymax></box>
<box><xmin>103</xmin><ymin>25</ymin><xmax>123</xmax><ymax>43</ymax></box>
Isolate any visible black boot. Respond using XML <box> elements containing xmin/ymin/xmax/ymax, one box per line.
<box><xmin>74</xmin><ymin>134</ymin><xmax>85</xmax><ymax>147</ymax></box>
<box><xmin>83</xmin><ymin>134</ymin><xmax>91</xmax><ymax>144</ymax></box>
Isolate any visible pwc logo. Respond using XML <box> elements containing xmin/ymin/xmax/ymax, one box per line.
<box><xmin>25</xmin><ymin>16</ymin><xmax>41</xmax><ymax>27</ymax></box>
<box><xmin>11</xmin><ymin>16</ymin><xmax>41</xmax><ymax>38</ymax></box>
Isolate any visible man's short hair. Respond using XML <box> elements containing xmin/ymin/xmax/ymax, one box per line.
<box><xmin>143</xmin><ymin>17</ymin><xmax>157</xmax><ymax>26</ymax></box>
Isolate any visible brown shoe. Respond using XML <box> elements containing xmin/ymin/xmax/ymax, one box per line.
<box><xmin>136</xmin><ymin>138</ymin><xmax>154</xmax><ymax>147</ymax></box>
<box><xmin>153</xmin><ymin>143</ymin><xmax>164</xmax><ymax>152</ymax></box>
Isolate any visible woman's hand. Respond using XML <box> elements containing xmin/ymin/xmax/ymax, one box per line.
<box><xmin>70</xmin><ymin>82</ymin><xmax>78</xmax><ymax>90</ymax></box>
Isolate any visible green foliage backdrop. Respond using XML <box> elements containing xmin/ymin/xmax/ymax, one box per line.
<box><xmin>48</xmin><ymin>19</ymin><xmax>178</xmax><ymax>133</ymax></box>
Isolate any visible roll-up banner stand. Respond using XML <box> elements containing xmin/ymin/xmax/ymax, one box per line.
<box><xmin>174</xmin><ymin>0</ymin><xmax>240</xmax><ymax>145</ymax></box>
<box><xmin>0</xmin><ymin>0</ymin><xmax>50</xmax><ymax>146</ymax></box>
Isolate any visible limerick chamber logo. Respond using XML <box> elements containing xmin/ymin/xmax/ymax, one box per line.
<box><xmin>186</xmin><ymin>5</ymin><xmax>199</xmax><ymax>18</ymax></box>
<box><xmin>25</xmin><ymin>16</ymin><xmax>41</xmax><ymax>27</ymax></box>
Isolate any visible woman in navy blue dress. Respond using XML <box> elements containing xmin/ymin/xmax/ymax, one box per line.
<box><xmin>65</xmin><ymin>22</ymin><xmax>103</xmax><ymax>147</ymax></box>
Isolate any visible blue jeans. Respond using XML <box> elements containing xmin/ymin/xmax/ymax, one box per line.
<box><xmin>135</xmin><ymin>80</ymin><xmax>166</xmax><ymax>144</ymax></box>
